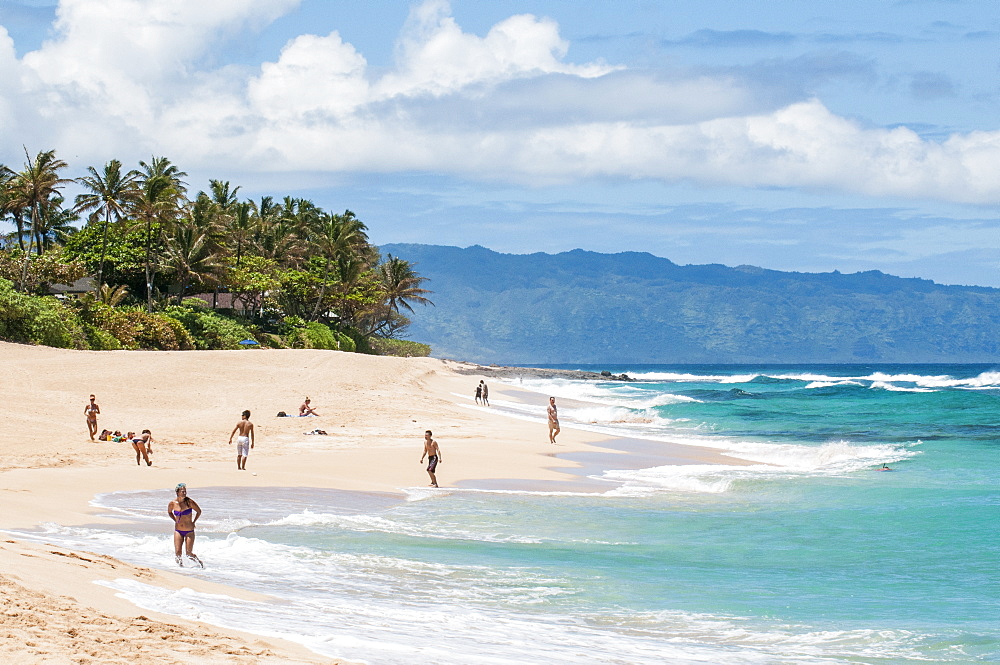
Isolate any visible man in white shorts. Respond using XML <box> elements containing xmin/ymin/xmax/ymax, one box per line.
<box><xmin>228</xmin><ymin>410</ymin><xmax>255</xmax><ymax>470</ymax></box>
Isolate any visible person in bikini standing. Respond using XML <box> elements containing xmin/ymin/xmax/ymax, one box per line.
<box><xmin>228</xmin><ymin>409</ymin><xmax>255</xmax><ymax>471</ymax></box>
<box><xmin>168</xmin><ymin>483</ymin><xmax>203</xmax><ymax>567</ymax></box>
<box><xmin>547</xmin><ymin>396</ymin><xmax>560</xmax><ymax>444</ymax></box>
<box><xmin>85</xmin><ymin>394</ymin><xmax>100</xmax><ymax>440</ymax></box>
<box><xmin>420</xmin><ymin>430</ymin><xmax>442</xmax><ymax>487</ymax></box>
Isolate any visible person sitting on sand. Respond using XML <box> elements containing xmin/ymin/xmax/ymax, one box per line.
<box><xmin>130</xmin><ymin>429</ymin><xmax>154</xmax><ymax>466</ymax></box>
<box><xmin>111</xmin><ymin>431</ymin><xmax>125</xmax><ymax>442</ymax></box>
<box><xmin>98</xmin><ymin>429</ymin><xmax>111</xmax><ymax>441</ymax></box>
<box><xmin>168</xmin><ymin>483</ymin><xmax>203</xmax><ymax>568</ymax></box>
<box><xmin>420</xmin><ymin>430</ymin><xmax>442</xmax><ymax>488</ymax></box>
<box><xmin>299</xmin><ymin>398</ymin><xmax>319</xmax><ymax>416</ymax></box>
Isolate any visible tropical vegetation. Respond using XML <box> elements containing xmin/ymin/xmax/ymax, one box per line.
<box><xmin>0</xmin><ymin>150</ymin><xmax>432</xmax><ymax>353</ymax></box>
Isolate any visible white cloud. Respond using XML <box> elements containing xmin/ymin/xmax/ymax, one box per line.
<box><xmin>0</xmin><ymin>0</ymin><xmax>997</xmax><ymax>206</ymax></box>
<box><xmin>376</xmin><ymin>0</ymin><xmax>617</xmax><ymax>98</ymax></box>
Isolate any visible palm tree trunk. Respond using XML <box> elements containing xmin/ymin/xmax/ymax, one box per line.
<box><xmin>309</xmin><ymin>259</ymin><xmax>332</xmax><ymax>321</ymax></box>
<box><xmin>14</xmin><ymin>213</ymin><xmax>26</xmax><ymax>253</ymax></box>
<box><xmin>18</xmin><ymin>205</ymin><xmax>38</xmax><ymax>291</ymax></box>
<box><xmin>97</xmin><ymin>210</ymin><xmax>110</xmax><ymax>287</ymax></box>
<box><xmin>145</xmin><ymin>218</ymin><xmax>154</xmax><ymax>312</ymax></box>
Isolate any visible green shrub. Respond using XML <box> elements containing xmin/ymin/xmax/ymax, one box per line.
<box><xmin>334</xmin><ymin>331</ymin><xmax>356</xmax><ymax>352</ymax></box>
<box><xmin>163</xmin><ymin>306</ymin><xmax>256</xmax><ymax>350</ymax></box>
<box><xmin>258</xmin><ymin>333</ymin><xmax>287</xmax><ymax>349</ymax></box>
<box><xmin>341</xmin><ymin>327</ymin><xmax>374</xmax><ymax>354</ymax></box>
<box><xmin>86</xmin><ymin>303</ymin><xmax>139</xmax><ymax>349</ymax></box>
<box><xmin>197</xmin><ymin>313</ymin><xmax>255</xmax><ymax>349</ymax></box>
<box><xmin>133</xmin><ymin>312</ymin><xmax>195</xmax><ymax>350</ymax></box>
<box><xmin>280</xmin><ymin>315</ymin><xmax>307</xmax><ymax>337</ymax></box>
<box><xmin>0</xmin><ymin>278</ymin><xmax>88</xmax><ymax>348</ymax></box>
<box><xmin>287</xmin><ymin>320</ymin><xmax>336</xmax><ymax>349</ymax></box>
<box><xmin>83</xmin><ymin>323</ymin><xmax>122</xmax><ymax>350</ymax></box>
<box><xmin>370</xmin><ymin>338</ymin><xmax>431</xmax><ymax>357</ymax></box>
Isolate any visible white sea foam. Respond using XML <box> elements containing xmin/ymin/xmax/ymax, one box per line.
<box><xmin>868</xmin><ymin>381</ymin><xmax>934</xmax><ymax>393</ymax></box>
<box><xmin>803</xmin><ymin>380</ymin><xmax>864</xmax><ymax>389</ymax></box>
<box><xmin>620</xmin><ymin>372</ymin><xmax>760</xmax><ymax>383</ymax></box>
<box><xmin>595</xmin><ymin>438</ymin><xmax>917</xmax><ymax>497</ymax></box>
<box><xmin>498</xmin><ymin>377</ymin><xmax>698</xmax><ymax>405</ymax></box>
<box><xmin>600</xmin><ymin>465</ymin><xmax>745</xmax><ymax>496</ymax></box>
<box><xmin>266</xmin><ymin>509</ymin><xmax>547</xmax><ymax>544</ymax></box>
<box><xmin>95</xmin><ymin>574</ymin><xmax>900</xmax><ymax>665</ymax></box>
<box><xmin>532</xmin><ymin>368</ymin><xmax>1000</xmax><ymax>393</ymax></box>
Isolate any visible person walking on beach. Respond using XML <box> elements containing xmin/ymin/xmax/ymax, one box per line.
<box><xmin>168</xmin><ymin>483</ymin><xmax>203</xmax><ymax>568</ymax></box>
<box><xmin>228</xmin><ymin>410</ymin><xmax>255</xmax><ymax>471</ymax></box>
<box><xmin>475</xmin><ymin>382</ymin><xmax>482</xmax><ymax>404</ymax></box>
<box><xmin>547</xmin><ymin>397</ymin><xmax>560</xmax><ymax>444</ymax></box>
<box><xmin>481</xmin><ymin>381</ymin><xmax>489</xmax><ymax>407</ymax></box>
<box><xmin>85</xmin><ymin>394</ymin><xmax>101</xmax><ymax>440</ymax></box>
<box><xmin>420</xmin><ymin>430</ymin><xmax>442</xmax><ymax>488</ymax></box>
<box><xmin>299</xmin><ymin>398</ymin><xmax>319</xmax><ymax>416</ymax></box>
<box><xmin>130</xmin><ymin>429</ymin><xmax>154</xmax><ymax>466</ymax></box>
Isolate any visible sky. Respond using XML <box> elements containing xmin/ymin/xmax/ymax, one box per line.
<box><xmin>0</xmin><ymin>0</ymin><xmax>998</xmax><ymax>286</ymax></box>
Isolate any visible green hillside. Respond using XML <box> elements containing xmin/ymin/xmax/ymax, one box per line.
<box><xmin>380</xmin><ymin>243</ymin><xmax>1000</xmax><ymax>364</ymax></box>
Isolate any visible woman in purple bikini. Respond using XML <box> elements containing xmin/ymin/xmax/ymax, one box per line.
<box><xmin>168</xmin><ymin>483</ymin><xmax>203</xmax><ymax>567</ymax></box>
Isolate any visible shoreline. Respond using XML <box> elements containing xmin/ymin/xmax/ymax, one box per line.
<box><xmin>0</xmin><ymin>342</ymin><xmax>743</xmax><ymax>663</ymax></box>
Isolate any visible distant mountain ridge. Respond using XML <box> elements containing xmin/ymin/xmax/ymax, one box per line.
<box><xmin>380</xmin><ymin>243</ymin><xmax>1000</xmax><ymax>364</ymax></box>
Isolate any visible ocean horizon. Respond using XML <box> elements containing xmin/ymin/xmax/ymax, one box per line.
<box><xmin>9</xmin><ymin>362</ymin><xmax>999</xmax><ymax>664</ymax></box>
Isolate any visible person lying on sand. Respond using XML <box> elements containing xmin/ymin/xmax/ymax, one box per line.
<box><xmin>299</xmin><ymin>398</ymin><xmax>319</xmax><ymax>416</ymax></box>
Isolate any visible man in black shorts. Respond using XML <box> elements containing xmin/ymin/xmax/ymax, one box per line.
<box><xmin>420</xmin><ymin>430</ymin><xmax>442</xmax><ymax>487</ymax></box>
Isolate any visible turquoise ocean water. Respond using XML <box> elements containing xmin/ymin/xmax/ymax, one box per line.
<box><xmin>9</xmin><ymin>364</ymin><xmax>999</xmax><ymax>664</ymax></box>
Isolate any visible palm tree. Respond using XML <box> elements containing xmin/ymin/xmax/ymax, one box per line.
<box><xmin>379</xmin><ymin>254</ymin><xmax>434</xmax><ymax>313</ymax></box>
<box><xmin>97</xmin><ymin>283</ymin><xmax>130</xmax><ymax>307</ymax></box>
<box><xmin>74</xmin><ymin>159</ymin><xmax>139</xmax><ymax>287</ymax></box>
<box><xmin>0</xmin><ymin>164</ymin><xmax>27</xmax><ymax>252</ymax></box>
<box><xmin>134</xmin><ymin>157</ymin><xmax>187</xmax><ymax>311</ymax></box>
<box><xmin>307</xmin><ymin>210</ymin><xmax>369</xmax><ymax>320</ymax></box>
<box><xmin>229</xmin><ymin>201</ymin><xmax>256</xmax><ymax>267</ymax></box>
<box><xmin>9</xmin><ymin>149</ymin><xmax>70</xmax><ymax>289</ymax></box>
<box><xmin>32</xmin><ymin>196</ymin><xmax>79</xmax><ymax>252</ymax></box>
<box><xmin>254</xmin><ymin>197</ymin><xmax>303</xmax><ymax>266</ymax></box>
<box><xmin>208</xmin><ymin>179</ymin><xmax>240</xmax><ymax>212</ymax></box>
<box><xmin>160</xmin><ymin>220</ymin><xmax>223</xmax><ymax>304</ymax></box>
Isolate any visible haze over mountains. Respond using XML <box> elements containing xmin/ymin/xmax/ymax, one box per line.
<box><xmin>381</xmin><ymin>244</ymin><xmax>1000</xmax><ymax>364</ymax></box>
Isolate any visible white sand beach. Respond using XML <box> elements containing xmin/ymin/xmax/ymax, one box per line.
<box><xmin>0</xmin><ymin>341</ymin><xmax>735</xmax><ymax>663</ymax></box>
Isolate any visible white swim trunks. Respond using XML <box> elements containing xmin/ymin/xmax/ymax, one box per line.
<box><xmin>236</xmin><ymin>435</ymin><xmax>250</xmax><ymax>456</ymax></box>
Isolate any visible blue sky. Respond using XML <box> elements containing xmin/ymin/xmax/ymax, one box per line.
<box><xmin>1</xmin><ymin>0</ymin><xmax>997</xmax><ymax>285</ymax></box>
